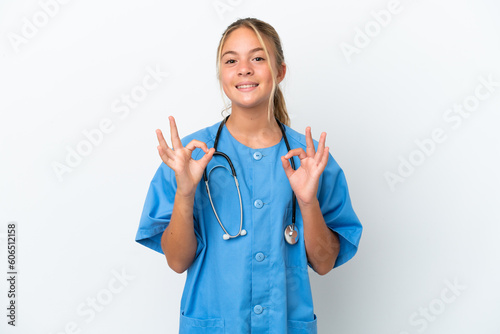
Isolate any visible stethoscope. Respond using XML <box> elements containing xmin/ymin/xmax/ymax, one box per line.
<box><xmin>203</xmin><ymin>115</ymin><xmax>299</xmax><ymax>245</ymax></box>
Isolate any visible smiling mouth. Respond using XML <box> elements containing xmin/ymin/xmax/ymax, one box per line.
<box><xmin>236</xmin><ymin>84</ymin><xmax>259</xmax><ymax>89</ymax></box>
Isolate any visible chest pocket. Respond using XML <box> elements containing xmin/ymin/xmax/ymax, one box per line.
<box><xmin>180</xmin><ymin>312</ymin><xmax>225</xmax><ymax>334</ymax></box>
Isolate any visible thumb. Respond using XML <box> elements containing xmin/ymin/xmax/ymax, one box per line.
<box><xmin>281</xmin><ymin>156</ymin><xmax>294</xmax><ymax>179</ymax></box>
<box><xmin>198</xmin><ymin>147</ymin><xmax>215</xmax><ymax>169</ymax></box>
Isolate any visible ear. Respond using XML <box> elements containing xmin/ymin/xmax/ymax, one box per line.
<box><xmin>277</xmin><ymin>62</ymin><xmax>286</xmax><ymax>84</ymax></box>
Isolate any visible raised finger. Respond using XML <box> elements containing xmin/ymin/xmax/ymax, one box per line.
<box><xmin>169</xmin><ymin>116</ymin><xmax>183</xmax><ymax>150</ymax></box>
<box><xmin>156</xmin><ymin>129</ymin><xmax>175</xmax><ymax>160</ymax></box>
<box><xmin>157</xmin><ymin>143</ymin><xmax>176</xmax><ymax>161</ymax></box>
<box><xmin>305</xmin><ymin>127</ymin><xmax>315</xmax><ymax>157</ymax></box>
<box><xmin>318</xmin><ymin>147</ymin><xmax>330</xmax><ymax>171</ymax></box>
<box><xmin>156</xmin><ymin>129</ymin><xmax>171</xmax><ymax>152</ymax></box>
<box><xmin>315</xmin><ymin>132</ymin><xmax>327</xmax><ymax>163</ymax></box>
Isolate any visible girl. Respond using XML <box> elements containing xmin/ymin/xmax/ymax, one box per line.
<box><xmin>135</xmin><ymin>17</ymin><xmax>362</xmax><ymax>333</ymax></box>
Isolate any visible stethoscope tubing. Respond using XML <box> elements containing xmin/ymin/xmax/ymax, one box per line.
<box><xmin>204</xmin><ymin>172</ymin><xmax>244</xmax><ymax>240</ymax></box>
<box><xmin>203</xmin><ymin>115</ymin><xmax>297</xmax><ymax>240</ymax></box>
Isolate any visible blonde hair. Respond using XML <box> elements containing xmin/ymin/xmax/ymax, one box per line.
<box><xmin>216</xmin><ymin>18</ymin><xmax>290</xmax><ymax>126</ymax></box>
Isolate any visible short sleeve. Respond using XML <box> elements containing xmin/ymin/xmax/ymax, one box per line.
<box><xmin>135</xmin><ymin>163</ymin><xmax>176</xmax><ymax>253</ymax></box>
<box><xmin>135</xmin><ymin>162</ymin><xmax>204</xmax><ymax>258</ymax></box>
<box><xmin>318</xmin><ymin>154</ymin><xmax>363</xmax><ymax>268</ymax></box>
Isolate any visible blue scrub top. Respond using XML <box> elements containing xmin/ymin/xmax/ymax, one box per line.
<box><xmin>135</xmin><ymin>121</ymin><xmax>362</xmax><ymax>334</ymax></box>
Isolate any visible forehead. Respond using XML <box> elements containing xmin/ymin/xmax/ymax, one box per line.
<box><xmin>221</xmin><ymin>27</ymin><xmax>272</xmax><ymax>54</ymax></box>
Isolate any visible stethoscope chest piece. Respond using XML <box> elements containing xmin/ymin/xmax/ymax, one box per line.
<box><xmin>206</xmin><ymin>115</ymin><xmax>299</xmax><ymax>245</ymax></box>
<box><xmin>284</xmin><ymin>224</ymin><xmax>299</xmax><ymax>245</ymax></box>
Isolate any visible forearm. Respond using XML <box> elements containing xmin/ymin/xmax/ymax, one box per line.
<box><xmin>300</xmin><ymin>199</ymin><xmax>340</xmax><ymax>275</ymax></box>
<box><xmin>161</xmin><ymin>193</ymin><xmax>198</xmax><ymax>273</ymax></box>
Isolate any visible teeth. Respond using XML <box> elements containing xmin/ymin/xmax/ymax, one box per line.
<box><xmin>237</xmin><ymin>84</ymin><xmax>257</xmax><ymax>89</ymax></box>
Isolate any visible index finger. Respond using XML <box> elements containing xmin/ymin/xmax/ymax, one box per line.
<box><xmin>169</xmin><ymin>116</ymin><xmax>183</xmax><ymax>150</ymax></box>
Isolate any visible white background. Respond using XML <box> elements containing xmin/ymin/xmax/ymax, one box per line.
<box><xmin>1</xmin><ymin>0</ymin><xmax>499</xmax><ymax>333</ymax></box>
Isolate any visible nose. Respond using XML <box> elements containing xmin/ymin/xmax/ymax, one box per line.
<box><xmin>237</xmin><ymin>59</ymin><xmax>253</xmax><ymax>76</ymax></box>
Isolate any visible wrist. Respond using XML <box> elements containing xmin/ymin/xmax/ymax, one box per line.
<box><xmin>175</xmin><ymin>191</ymin><xmax>196</xmax><ymax>205</ymax></box>
<box><xmin>297</xmin><ymin>197</ymin><xmax>320</xmax><ymax>210</ymax></box>
<box><xmin>174</xmin><ymin>175</ymin><xmax>198</xmax><ymax>199</ymax></box>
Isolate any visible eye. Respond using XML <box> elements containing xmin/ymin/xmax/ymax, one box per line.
<box><xmin>254</xmin><ymin>57</ymin><xmax>265</xmax><ymax>61</ymax></box>
<box><xmin>224</xmin><ymin>59</ymin><xmax>236</xmax><ymax>64</ymax></box>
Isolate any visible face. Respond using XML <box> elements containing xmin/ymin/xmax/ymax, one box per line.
<box><xmin>220</xmin><ymin>27</ymin><xmax>285</xmax><ymax>113</ymax></box>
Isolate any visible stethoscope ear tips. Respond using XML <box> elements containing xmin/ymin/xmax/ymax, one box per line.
<box><xmin>223</xmin><ymin>234</ymin><xmax>230</xmax><ymax>240</ymax></box>
<box><xmin>241</xmin><ymin>229</ymin><xmax>247</xmax><ymax>236</ymax></box>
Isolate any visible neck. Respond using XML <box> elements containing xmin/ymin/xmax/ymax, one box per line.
<box><xmin>225</xmin><ymin>108</ymin><xmax>282</xmax><ymax>149</ymax></box>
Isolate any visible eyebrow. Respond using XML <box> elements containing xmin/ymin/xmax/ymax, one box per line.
<box><xmin>221</xmin><ymin>47</ymin><xmax>264</xmax><ymax>58</ymax></box>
